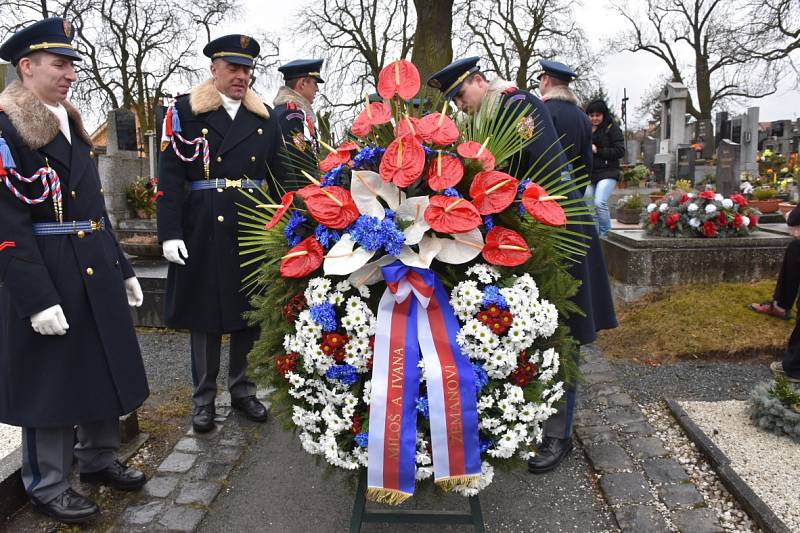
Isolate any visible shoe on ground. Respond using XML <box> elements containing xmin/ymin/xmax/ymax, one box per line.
<box><xmin>80</xmin><ymin>459</ymin><xmax>147</xmax><ymax>491</ymax></box>
<box><xmin>770</xmin><ymin>361</ymin><xmax>800</xmax><ymax>383</ymax></box>
<box><xmin>232</xmin><ymin>395</ymin><xmax>268</xmax><ymax>422</ymax></box>
<box><xmin>528</xmin><ymin>437</ymin><xmax>573</xmax><ymax>474</ymax></box>
<box><xmin>748</xmin><ymin>302</ymin><xmax>791</xmax><ymax>320</ymax></box>
<box><xmin>192</xmin><ymin>403</ymin><xmax>216</xmax><ymax>433</ymax></box>
<box><xmin>33</xmin><ymin>488</ymin><xmax>99</xmax><ymax>524</ymax></box>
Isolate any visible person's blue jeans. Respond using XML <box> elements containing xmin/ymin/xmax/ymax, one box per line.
<box><xmin>585</xmin><ymin>178</ymin><xmax>617</xmax><ymax>237</ymax></box>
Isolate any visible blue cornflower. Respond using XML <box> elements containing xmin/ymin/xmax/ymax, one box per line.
<box><xmin>443</xmin><ymin>188</ymin><xmax>462</xmax><ymax>198</ymax></box>
<box><xmin>352</xmin><ymin>145</ymin><xmax>385</xmax><ymax>169</ymax></box>
<box><xmin>482</xmin><ymin>285</ymin><xmax>508</xmax><ymax>309</ymax></box>
<box><xmin>348</xmin><ymin>215</ymin><xmax>406</xmax><ymax>255</ymax></box>
<box><xmin>314</xmin><ymin>224</ymin><xmax>341</xmax><ymax>249</ymax></box>
<box><xmin>321</xmin><ymin>164</ymin><xmax>347</xmax><ymax>187</ymax></box>
<box><xmin>309</xmin><ymin>302</ymin><xmax>337</xmax><ymax>332</ymax></box>
<box><xmin>482</xmin><ymin>214</ymin><xmax>495</xmax><ymax>230</ymax></box>
<box><xmin>284</xmin><ymin>211</ymin><xmax>307</xmax><ymax>247</ymax></box>
<box><xmin>472</xmin><ymin>362</ymin><xmax>489</xmax><ymax>394</ymax></box>
<box><xmin>479</xmin><ymin>437</ymin><xmax>493</xmax><ymax>454</ymax></box>
<box><xmin>379</xmin><ymin>218</ymin><xmax>406</xmax><ymax>256</ymax></box>
<box><xmin>325</xmin><ymin>364</ymin><xmax>358</xmax><ymax>385</ymax></box>
<box><xmin>518</xmin><ymin>178</ymin><xmax>531</xmax><ymax>194</ymax></box>
<box><xmin>416</xmin><ymin>395</ymin><xmax>430</xmax><ymax>419</ymax></box>
<box><xmin>384</xmin><ymin>208</ymin><xmax>396</xmax><ymax>220</ymax></box>
<box><xmin>354</xmin><ymin>432</ymin><xmax>369</xmax><ymax>448</ymax></box>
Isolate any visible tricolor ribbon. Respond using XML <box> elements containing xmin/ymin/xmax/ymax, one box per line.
<box><xmin>161</xmin><ymin>99</ymin><xmax>210</xmax><ymax>178</ymax></box>
<box><xmin>1</xmin><ymin>136</ymin><xmax>63</xmax><ymax>221</ymax></box>
<box><xmin>366</xmin><ymin>261</ymin><xmax>481</xmax><ymax>505</ymax></box>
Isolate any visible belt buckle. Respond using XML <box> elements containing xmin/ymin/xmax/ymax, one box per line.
<box><xmin>90</xmin><ymin>220</ymin><xmax>102</xmax><ymax>232</ymax></box>
<box><xmin>225</xmin><ymin>178</ymin><xmax>242</xmax><ymax>189</ymax></box>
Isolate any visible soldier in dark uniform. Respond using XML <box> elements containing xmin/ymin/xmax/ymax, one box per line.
<box><xmin>273</xmin><ymin>59</ymin><xmax>324</xmax><ymax>181</ymax></box>
<box><xmin>157</xmin><ymin>34</ymin><xmax>282</xmax><ymax>433</ymax></box>
<box><xmin>427</xmin><ymin>56</ymin><xmax>617</xmax><ymax>474</ymax></box>
<box><xmin>0</xmin><ymin>18</ymin><xmax>149</xmax><ymax>524</ymax></box>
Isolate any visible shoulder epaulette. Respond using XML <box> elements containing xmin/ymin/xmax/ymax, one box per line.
<box><xmin>501</xmin><ymin>87</ymin><xmax>518</xmax><ymax>95</ymax></box>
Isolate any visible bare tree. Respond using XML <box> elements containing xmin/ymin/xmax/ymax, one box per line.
<box><xmin>610</xmin><ymin>0</ymin><xmax>790</xmax><ymax>121</ymax></box>
<box><xmin>739</xmin><ymin>0</ymin><xmax>799</xmax><ymax>79</ymax></box>
<box><xmin>457</xmin><ymin>0</ymin><xmax>596</xmax><ymax>92</ymax></box>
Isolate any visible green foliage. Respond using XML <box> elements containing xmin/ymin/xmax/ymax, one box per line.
<box><xmin>753</xmin><ymin>186</ymin><xmax>778</xmax><ymax>200</ymax></box>
<box><xmin>769</xmin><ymin>377</ymin><xmax>800</xmax><ymax>410</ymax></box>
<box><xmin>617</xmin><ymin>193</ymin><xmax>645</xmax><ymax>210</ymax></box>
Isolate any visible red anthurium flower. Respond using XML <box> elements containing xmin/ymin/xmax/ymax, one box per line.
<box><xmin>469</xmin><ymin>170</ymin><xmax>519</xmax><ymax>215</ymax></box>
<box><xmin>457</xmin><ymin>140</ymin><xmax>496</xmax><ymax>171</ymax></box>
<box><xmin>427</xmin><ymin>153</ymin><xmax>464</xmax><ymax>190</ymax></box>
<box><xmin>521</xmin><ymin>183</ymin><xmax>567</xmax><ymax>226</ymax></box>
<box><xmin>699</xmin><ymin>191</ymin><xmax>716</xmax><ymax>200</ymax></box>
<box><xmin>319</xmin><ymin>150</ymin><xmax>351</xmax><ymax>172</ymax></box>
<box><xmin>394</xmin><ymin>115</ymin><xmax>422</xmax><ymax>140</ymax></box>
<box><xmin>730</xmin><ymin>194</ymin><xmax>748</xmax><ymax>207</ymax></box>
<box><xmin>264</xmin><ymin>191</ymin><xmax>295</xmax><ymax>230</ymax></box>
<box><xmin>482</xmin><ymin>227</ymin><xmax>531</xmax><ymax>267</ymax></box>
<box><xmin>418</xmin><ymin>113</ymin><xmax>459</xmax><ymax>145</ymax></box>
<box><xmin>351</xmin><ymin>102</ymin><xmax>393</xmax><ymax>138</ymax></box>
<box><xmin>338</xmin><ymin>141</ymin><xmax>359</xmax><ymax>152</ymax></box>
<box><xmin>280</xmin><ymin>237</ymin><xmax>324</xmax><ymax>278</ymax></box>
<box><xmin>377</xmin><ymin>59</ymin><xmax>421</xmax><ymax>100</ymax></box>
<box><xmin>351</xmin><ymin>113</ymin><xmax>372</xmax><ymax>138</ymax></box>
<box><xmin>424</xmin><ymin>195</ymin><xmax>482</xmax><ymax>233</ymax></box>
<box><xmin>297</xmin><ymin>185</ymin><xmax>359</xmax><ymax>229</ymax></box>
<box><xmin>379</xmin><ymin>134</ymin><xmax>426</xmax><ymax>187</ymax></box>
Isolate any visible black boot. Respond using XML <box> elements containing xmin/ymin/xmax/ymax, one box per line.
<box><xmin>80</xmin><ymin>459</ymin><xmax>147</xmax><ymax>491</ymax></box>
<box><xmin>232</xmin><ymin>395</ymin><xmax>268</xmax><ymax>422</ymax></box>
<box><xmin>33</xmin><ymin>488</ymin><xmax>99</xmax><ymax>524</ymax></box>
<box><xmin>192</xmin><ymin>403</ymin><xmax>216</xmax><ymax>433</ymax></box>
<box><xmin>528</xmin><ymin>437</ymin><xmax>573</xmax><ymax>474</ymax></box>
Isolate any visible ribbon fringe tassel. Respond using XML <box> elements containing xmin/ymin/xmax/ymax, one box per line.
<box><xmin>435</xmin><ymin>474</ymin><xmax>482</xmax><ymax>492</ymax></box>
<box><xmin>366</xmin><ymin>487</ymin><xmax>413</xmax><ymax>506</ymax></box>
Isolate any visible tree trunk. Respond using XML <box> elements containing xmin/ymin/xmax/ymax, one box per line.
<box><xmin>411</xmin><ymin>0</ymin><xmax>454</xmax><ymax>90</ymax></box>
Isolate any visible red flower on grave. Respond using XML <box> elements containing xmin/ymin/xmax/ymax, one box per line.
<box><xmin>732</xmin><ymin>214</ymin><xmax>744</xmax><ymax>229</ymax></box>
<box><xmin>666</xmin><ymin>213</ymin><xmax>680</xmax><ymax>230</ymax></box>
<box><xmin>510</xmin><ymin>353</ymin><xmax>538</xmax><ymax>387</ymax></box>
<box><xmin>748</xmin><ymin>214</ymin><xmax>758</xmax><ymax>227</ymax></box>
<box><xmin>427</xmin><ymin>153</ymin><xmax>464</xmax><ymax>190</ymax></box>
<box><xmin>418</xmin><ymin>113</ymin><xmax>460</xmax><ymax>145</ymax></box>
<box><xmin>717</xmin><ymin>212</ymin><xmax>728</xmax><ymax>227</ymax></box>
<box><xmin>649</xmin><ymin>211</ymin><xmax>659</xmax><ymax>225</ymax></box>
<box><xmin>265</xmin><ymin>192</ymin><xmax>295</xmax><ymax>230</ymax></box>
<box><xmin>470</xmin><ymin>170</ymin><xmax>519</xmax><ymax>215</ymax></box>
<box><xmin>377</xmin><ymin>60</ymin><xmax>421</xmax><ymax>100</ymax></box>
<box><xmin>482</xmin><ymin>227</ymin><xmax>531</xmax><ymax>267</ymax></box>
<box><xmin>276</xmin><ymin>353</ymin><xmax>299</xmax><ymax>378</ymax></box>
<box><xmin>351</xmin><ymin>414</ymin><xmax>363</xmax><ymax>435</ymax></box>
<box><xmin>457</xmin><ymin>141</ymin><xmax>496</xmax><ymax>171</ymax></box>
<box><xmin>679</xmin><ymin>194</ymin><xmax>690</xmax><ymax>204</ymax></box>
<box><xmin>282</xmin><ymin>292</ymin><xmax>307</xmax><ymax>323</ymax></box>
<box><xmin>379</xmin><ymin>134</ymin><xmax>426</xmax><ymax>187</ymax></box>
<box><xmin>702</xmin><ymin>220</ymin><xmax>717</xmax><ymax>237</ymax></box>
<box><xmin>521</xmin><ymin>183</ymin><xmax>567</xmax><ymax>226</ymax></box>
<box><xmin>424</xmin><ymin>195</ymin><xmax>482</xmax><ymax>233</ymax></box>
<box><xmin>731</xmin><ymin>194</ymin><xmax>748</xmax><ymax>207</ymax></box>
<box><xmin>297</xmin><ymin>185</ymin><xmax>359</xmax><ymax>229</ymax></box>
<box><xmin>279</xmin><ymin>237</ymin><xmax>324</xmax><ymax>278</ymax></box>
<box><xmin>699</xmin><ymin>191</ymin><xmax>716</xmax><ymax>200</ymax></box>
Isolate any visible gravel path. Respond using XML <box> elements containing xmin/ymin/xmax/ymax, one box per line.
<box><xmin>611</xmin><ymin>359</ymin><xmax>773</xmax><ymax>403</ymax></box>
<box><xmin>681</xmin><ymin>400</ymin><xmax>800</xmax><ymax>531</ymax></box>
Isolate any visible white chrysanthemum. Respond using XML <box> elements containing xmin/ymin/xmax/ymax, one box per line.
<box><xmin>722</xmin><ymin>198</ymin><xmax>733</xmax><ymax>209</ymax></box>
<box><xmin>705</xmin><ymin>203</ymin><xmax>717</xmax><ymax>214</ymax></box>
<box><xmin>357</xmin><ymin>285</ymin><xmax>371</xmax><ymax>298</ymax></box>
<box><xmin>742</xmin><ymin>215</ymin><xmax>750</xmax><ymax>227</ymax></box>
<box><xmin>646</xmin><ymin>203</ymin><xmax>656</xmax><ymax>213</ymax></box>
<box><xmin>689</xmin><ymin>217</ymin><xmax>701</xmax><ymax>228</ymax></box>
<box><xmin>466</xmin><ymin>264</ymin><xmax>501</xmax><ymax>283</ymax></box>
<box><xmin>335</xmin><ymin>280</ymin><xmax>352</xmax><ymax>293</ymax></box>
<box><xmin>659</xmin><ymin>203</ymin><xmax>668</xmax><ymax>212</ymax></box>
<box><xmin>714</xmin><ymin>193</ymin><xmax>723</xmax><ymax>202</ymax></box>
<box><xmin>687</xmin><ymin>203</ymin><xmax>699</xmax><ymax>213</ymax></box>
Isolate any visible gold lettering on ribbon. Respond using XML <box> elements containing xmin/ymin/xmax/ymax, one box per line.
<box><xmin>387</xmin><ymin>414</ymin><xmax>402</xmax><ymax>458</ymax></box>
<box><xmin>444</xmin><ymin>365</ymin><xmax>464</xmax><ymax>444</ymax></box>
<box><xmin>391</xmin><ymin>348</ymin><xmax>404</xmax><ymax>389</ymax></box>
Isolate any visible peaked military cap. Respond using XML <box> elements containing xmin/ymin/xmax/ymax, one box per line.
<box><xmin>537</xmin><ymin>59</ymin><xmax>577</xmax><ymax>82</ymax></box>
<box><xmin>203</xmin><ymin>34</ymin><xmax>260</xmax><ymax>67</ymax></box>
<box><xmin>426</xmin><ymin>56</ymin><xmax>480</xmax><ymax>99</ymax></box>
<box><xmin>278</xmin><ymin>59</ymin><xmax>325</xmax><ymax>83</ymax></box>
<box><xmin>0</xmin><ymin>17</ymin><xmax>81</xmax><ymax>65</ymax></box>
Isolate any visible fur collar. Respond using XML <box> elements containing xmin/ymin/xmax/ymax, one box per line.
<box><xmin>273</xmin><ymin>86</ymin><xmax>316</xmax><ymax>126</ymax></box>
<box><xmin>0</xmin><ymin>81</ymin><xmax>91</xmax><ymax>150</ymax></box>
<box><xmin>484</xmin><ymin>77</ymin><xmax>519</xmax><ymax>112</ymax></box>
<box><xmin>189</xmin><ymin>79</ymin><xmax>269</xmax><ymax>119</ymax></box>
<box><xmin>541</xmin><ymin>85</ymin><xmax>579</xmax><ymax>106</ymax></box>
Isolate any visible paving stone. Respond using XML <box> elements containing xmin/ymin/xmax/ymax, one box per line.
<box><xmin>158</xmin><ymin>505</ymin><xmax>206</xmax><ymax>532</ymax></box>
<box><xmin>584</xmin><ymin>371</ymin><xmax>617</xmax><ymax>385</ymax></box>
<box><xmin>186</xmin><ymin>425</ymin><xmax>220</xmax><ymax>438</ymax></box>
<box><xmin>214</xmin><ymin>446</ymin><xmax>244</xmax><ymax>464</ymax></box>
<box><xmin>614</xmin><ymin>504</ymin><xmax>671</xmax><ymax>533</ymax></box>
<box><xmin>174</xmin><ymin>437</ymin><xmax>208</xmax><ymax>454</ymax></box>
<box><xmin>618</xmin><ymin>421</ymin><xmax>656</xmax><ymax>436</ymax></box>
<box><xmin>658</xmin><ymin>483</ymin><xmax>705</xmax><ymax>509</ymax></box>
<box><xmin>599</xmin><ymin>472</ymin><xmax>651</xmax><ymax>505</ymax></box>
<box><xmin>120</xmin><ymin>500</ymin><xmax>164</xmax><ymax>525</ymax></box>
<box><xmin>671</xmin><ymin>507</ymin><xmax>723</xmax><ymax>533</ymax></box>
<box><xmin>143</xmin><ymin>475</ymin><xmax>180</xmax><ymax>498</ymax></box>
<box><xmin>629</xmin><ymin>437</ymin><xmax>669</xmax><ymax>459</ymax></box>
<box><xmin>572</xmin><ymin>409</ymin><xmax>597</xmax><ymax>427</ymax></box>
<box><xmin>606</xmin><ymin>393</ymin><xmax>634</xmax><ymax>407</ymax></box>
<box><xmin>575</xmin><ymin>425</ymin><xmax>616</xmax><ymax>445</ymax></box>
<box><xmin>186</xmin><ymin>459</ymin><xmax>235</xmax><ymax>482</ymax></box>
<box><xmin>582</xmin><ymin>361</ymin><xmax>614</xmax><ymax>374</ymax></box>
<box><xmin>175</xmin><ymin>481</ymin><xmax>222</xmax><ymax>505</ymax></box>
<box><xmin>219</xmin><ymin>433</ymin><xmax>246</xmax><ymax>447</ymax></box>
<box><xmin>605</xmin><ymin>407</ymin><xmax>646</xmax><ymax>426</ymax></box>
<box><xmin>587</xmin><ymin>384</ymin><xmax>623</xmax><ymax>397</ymax></box>
<box><xmin>643</xmin><ymin>458</ymin><xmax>691</xmax><ymax>484</ymax></box>
<box><xmin>585</xmin><ymin>442</ymin><xmax>634</xmax><ymax>473</ymax></box>
<box><xmin>157</xmin><ymin>451</ymin><xmax>197</xmax><ymax>474</ymax></box>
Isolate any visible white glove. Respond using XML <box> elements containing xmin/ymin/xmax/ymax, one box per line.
<box><xmin>124</xmin><ymin>277</ymin><xmax>144</xmax><ymax>307</ymax></box>
<box><xmin>30</xmin><ymin>304</ymin><xmax>69</xmax><ymax>336</ymax></box>
<box><xmin>163</xmin><ymin>239</ymin><xmax>188</xmax><ymax>265</ymax></box>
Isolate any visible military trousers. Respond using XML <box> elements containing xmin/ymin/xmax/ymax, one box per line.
<box><xmin>21</xmin><ymin>418</ymin><xmax>119</xmax><ymax>504</ymax></box>
<box><xmin>190</xmin><ymin>327</ymin><xmax>258</xmax><ymax>407</ymax></box>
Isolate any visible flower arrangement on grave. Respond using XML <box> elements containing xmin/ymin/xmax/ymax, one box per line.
<box><xmin>237</xmin><ymin>60</ymin><xmax>590</xmax><ymax>503</ymax></box>
<box><xmin>750</xmin><ymin>377</ymin><xmax>800</xmax><ymax>442</ymax></box>
<box><xmin>126</xmin><ymin>176</ymin><xmax>160</xmax><ymax>219</ymax></box>
<box><xmin>642</xmin><ymin>190</ymin><xmax>759</xmax><ymax>238</ymax></box>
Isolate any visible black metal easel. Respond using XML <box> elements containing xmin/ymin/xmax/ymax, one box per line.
<box><xmin>349</xmin><ymin>470</ymin><xmax>486</xmax><ymax>532</ymax></box>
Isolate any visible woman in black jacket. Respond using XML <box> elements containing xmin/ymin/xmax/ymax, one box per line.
<box><xmin>585</xmin><ymin>99</ymin><xmax>625</xmax><ymax>236</ymax></box>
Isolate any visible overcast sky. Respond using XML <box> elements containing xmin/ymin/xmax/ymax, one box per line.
<box><xmin>237</xmin><ymin>0</ymin><xmax>799</xmax><ymax>126</ymax></box>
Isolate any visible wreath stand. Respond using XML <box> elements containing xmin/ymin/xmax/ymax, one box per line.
<box><xmin>349</xmin><ymin>469</ymin><xmax>486</xmax><ymax>532</ymax></box>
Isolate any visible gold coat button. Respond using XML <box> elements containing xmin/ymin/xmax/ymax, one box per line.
<box><xmin>216</xmin><ymin>156</ymin><xmax>223</xmax><ymax>163</ymax></box>
<box><xmin>250</xmin><ymin>156</ymin><xmax>256</xmax><ymax>162</ymax></box>
<box><xmin>71</xmin><ymin>191</ymin><xmax>76</xmax><ymax>198</ymax></box>
<box><xmin>89</xmin><ymin>150</ymin><xmax>95</xmax><ymax>158</ymax></box>
<box><xmin>217</xmin><ymin>187</ymin><xmax>224</xmax><ymax>193</ymax></box>
<box><xmin>86</xmin><ymin>267</ymin><xmax>94</xmax><ymax>276</ymax></box>
<box><xmin>99</xmin><ymin>187</ymin><xmax>104</xmax><ymax>193</ymax></box>
<box><xmin>202</xmin><ymin>128</ymin><xmax>209</xmax><ymax>135</ymax></box>
<box><xmin>77</xmin><ymin>230</ymin><xmax>86</xmax><ymax>239</ymax></box>
<box><xmin>217</xmin><ymin>215</ymin><xmax>225</xmax><ymax>222</ymax></box>
<box><xmin>257</xmin><ymin>128</ymin><xmax>263</xmax><ymax>135</ymax></box>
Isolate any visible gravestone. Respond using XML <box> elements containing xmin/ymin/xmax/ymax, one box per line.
<box><xmin>626</xmin><ymin>138</ymin><xmax>641</xmax><ymax>165</ymax></box>
<box><xmin>696</xmin><ymin>119</ymin><xmax>714</xmax><ymax>160</ymax></box>
<box><xmin>716</xmin><ymin>140</ymin><xmax>739</xmax><ymax>197</ymax></box>
<box><xmin>676</xmin><ymin>146</ymin><xmax>696</xmax><ymax>184</ymax></box>
<box><xmin>715</xmin><ymin>112</ymin><xmax>730</xmax><ymax>149</ymax></box>
<box><xmin>642</xmin><ymin>137</ymin><xmax>658</xmax><ymax>168</ymax></box>
<box><xmin>654</xmin><ymin>82</ymin><xmax>689</xmax><ymax>180</ymax></box>
<box><xmin>740</xmin><ymin>107</ymin><xmax>759</xmax><ymax>177</ymax></box>
<box><xmin>98</xmin><ymin>108</ymin><xmax>144</xmax><ymax>226</ymax></box>
<box><xmin>0</xmin><ymin>62</ymin><xmax>18</xmax><ymax>91</ymax></box>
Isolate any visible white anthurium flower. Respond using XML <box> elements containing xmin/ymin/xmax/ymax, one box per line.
<box><xmin>347</xmin><ymin>254</ymin><xmax>396</xmax><ymax>287</ymax></box>
<box><xmin>395</xmin><ymin>195</ymin><xmax>430</xmax><ymax>245</ymax></box>
<box><xmin>397</xmin><ymin>235</ymin><xmax>442</xmax><ymax>269</ymax></box>
<box><xmin>350</xmin><ymin>170</ymin><xmax>405</xmax><ymax>219</ymax></box>
<box><xmin>323</xmin><ymin>234</ymin><xmax>376</xmax><ymax>276</ymax></box>
<box><xmin>434</xmin><ymin>227</ymin><xmax>484</xmax><ymax>264</ymax></box>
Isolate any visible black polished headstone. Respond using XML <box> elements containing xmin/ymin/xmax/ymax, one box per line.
<box><xmin>676</xmin><ymin>146</ymin><xmax>696</xmax><ymax>184</ymax></box>
<box><xmin>715</xmin><ymin>112</ymin><xmax>729</xmax><ymax>148</ymax></box>
<box><xmin>696</xmin><ymin>119</ymin><xmax>714</xmax><ymax>160</ymax></box>
<box><xmin>643</xmin><ymin>137</ymin><xmax>657</xmax><ymax>168</ymax></box>
<box><xmin>716</xmin><ymin>140</ymin><xmax>739</xmax><ymax>197</ymax></box>
<box><xmin>114</xmin><ymin>109</ymin><xmax>138</xmax><ymax>152</ymax></box>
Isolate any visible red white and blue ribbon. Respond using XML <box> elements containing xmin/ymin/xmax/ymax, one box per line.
<box><xmin>367</xmin><ymin>261</ymin><xmax>481</xmax><ymax>504</ymax></box>
<box><xmin>161</xmin><ymin>99</ymin><xmax>210</xmax><ymax>178</ymax></box>
<box><xmin>0</xmin><ymin>136</ymin><xmax>63</xmax><ymax>221</ymax></box>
